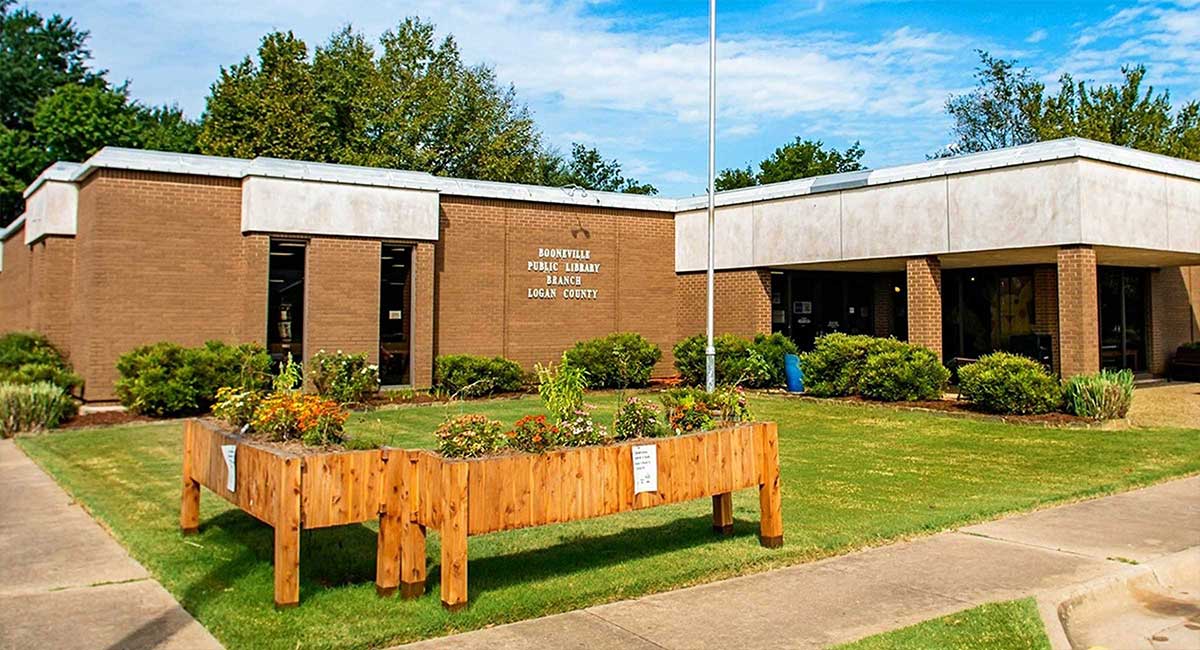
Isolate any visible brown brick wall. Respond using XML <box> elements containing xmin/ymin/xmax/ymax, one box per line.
<box><xmin>1057</xmin><ymin>246</ymin><xmax>1100</xmax><ymax>377</ymax></box>
<box><xmin>434</xmin><ymin>196</ymin><xmax>678</xmax><ymax>375</ymax></box>
<box><xmin>1033</xmin><ymin>266</ymin><xmax>1061</xmax><ymax>374</ymax></box>
<box><xmin>27</xmin><ymin>236</ymin><xmax>76</xmax><ymax>356</ymax></box>
<box><xmin>0</xmin><ymin>228</ymin><xmax>30</xmax><ymax>333</ymax></box>
<box><xmin>1150</xmin><ymin>266</ymin><xmax>1199</xmax><ymax>375</ymax></box>
<box><xmin>906</xmin><ymin>256</ymin><xmax>942</xmax><ymax>356</ymax></box>
<box><xmin>303</xmin><ymin>238</ymin><xmax>380</xmax><ymax>364</ymax></box>
<box><xmin>675</xmin><ymin>270</ymin><xmax>772</xmax><ymax>342</ymax></box>
<box><xmin>411</xmin><ymin>242</ymin><xmax>435</xmax><ymax>388</ymax></box>
<box><xmin>873</xmin><ymin>277</ymin><xmax>893</xmax><ymax>337</ymax></box>
<box><xmin>72</xmin><ymin>170</ymin><xmax>260</xmax><ymax>400</ymax></box>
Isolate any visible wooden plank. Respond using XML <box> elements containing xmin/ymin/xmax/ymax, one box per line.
<box><xmin>375</xmin><ymin>449</ymin><xmax>403</xmax><ymax>597</ymax></box>
<box><xmin>180</xmin><ymin>421</ymin><xmax>201</xmax><ymax>534</ymax></box>
<box><xmin>440</xmin><ymin>461</ymin><xmax>469</xmax><ymax>611</ymax></box>
<box><xmin>600</xmin><ymin>445</ymin><xmax>621</xmax><ymax>516</ymax></box>
<box><xmin>274</xmin><ymin>455</ymin><xmax>302</xmax><ymax>608</ymax></box>
<box><xmin>757</xmin><ymin>423</ymin><xmax>784</xmax><ymax>548</ymax></box>
<box><xmin>712</xmin><ymin>493</ymin><xmax>733</xmax><ymax>535</ymax></box>
<box><xmin>508</xmin><ymin>455</ymin><xmax>533</xmax><ymax>530</ymax></box>
<box><xmin>400</xmin><ymin>451</ymin><xmax>426</xmax><ymax>598</ymax></box>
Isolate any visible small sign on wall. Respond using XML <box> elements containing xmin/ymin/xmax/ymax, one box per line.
<box><xmin>388</xmin><ymin>310</ymin><xmax>403</xmax><ymax>320</ymax></box>
<box><xmin>631</xmin><ymin>444</ymin><xmax>658</xmax><ymax>494</ymax></box>
<box><xmin>221</xmin><ymin>444</ymin><xmax>237</xmax><ymax>492</ymax></box>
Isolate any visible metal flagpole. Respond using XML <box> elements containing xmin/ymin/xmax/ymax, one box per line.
<box><xmin>705</xmin><ymin>0</ymin><xmax>717</xmax><ymax>393</ymax></box>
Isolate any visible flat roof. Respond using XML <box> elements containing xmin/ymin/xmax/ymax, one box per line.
<box><xmin>16</xmin><ymin>137</ymin><xmax>1200</xmax><ymax>218</ymax></box>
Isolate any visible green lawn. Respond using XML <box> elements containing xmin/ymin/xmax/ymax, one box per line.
<box><xmin>16</xmin><ymin>393</ymin><xmax>1200</xmax><ymax>649</ymax></box>
<box><xmin>834</xmin><ymin>598</ymin><xmax>1051</xmax><ymax>650</ymax></box>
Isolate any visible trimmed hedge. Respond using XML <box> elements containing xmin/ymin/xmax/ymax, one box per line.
<box><xmin>562</xmin><ymin>332</ymin><xmax>662</xmax><ymax>388</ymax></box>
<box><xmin>673</xmin><ymin>333</ymin><xmax>798</xmax><ymax>388</ymax></box>
<box><xmin>957</xmin><ymin>352</ymin><xmax>1062</xmax><ymax>415</ymax></box>
<box><xmin>0</xmin><ymin>331</ymin><xmax>82</xmax><ymax>393</ymax></box>
<box><xmin>1063</xmin><ymin>368</ymin><xmax>1134</xmax><ymax>420</ymax></box>
<box><xmin>115</xmin><ymin>341</ymin><xmax>272</xmax><ymax>417</ymax></box>
<box><xmin>434</xmin><ymin>354</ymin><xmax>525</xmax><ymax>397</ymax></box>
<box><xmin>859</xmin><ymin>346</ymin><xmax>950</xmax><ymax>402</ymax></box>
<box><xmin>800</xmin><ymin>333</ymin><xmax>910</xmax><ymax>397</ymax></box>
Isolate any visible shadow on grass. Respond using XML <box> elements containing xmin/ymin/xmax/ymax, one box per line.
<box><xmin>179</xmin><ymin>505</ymin><xmax>758</xmax><ymax>610</ymax></box>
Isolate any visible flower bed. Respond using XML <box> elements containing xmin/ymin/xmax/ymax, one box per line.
<box><xmin>375</xmin><ymin>421</ymin><xmax>783</xmax><ymax>610</ymax></box>
<box><xmin>180</xmin><ymin>418</ymin><xmax>388</xmax><ymax>608</ymax></box>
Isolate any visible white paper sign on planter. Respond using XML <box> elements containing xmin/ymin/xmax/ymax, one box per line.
<box><xmin>221</xmin><ymin>444</ymin><xmax>237</xmax><ymax>492</ymax></box>
<box><xmin>631</xmin><ymin>444</ymin><xmax>658</xmax><ymax>495</ymax></box>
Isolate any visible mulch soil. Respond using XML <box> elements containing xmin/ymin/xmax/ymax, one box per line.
<box><xmin>789</xmin><ymin>393</ymin><xmax>1092</xmax><ymax>426</ymax></box>
<box><xmin>59</xmin><ymin>410</ymin><xmax>157</xmax><ymax>429</ymax></box>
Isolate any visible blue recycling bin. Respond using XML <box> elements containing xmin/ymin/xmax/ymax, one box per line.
<box><xmin>784</xmin><ymin>353</ymin><xmax>804</xmax><ymax>393</ymax></box>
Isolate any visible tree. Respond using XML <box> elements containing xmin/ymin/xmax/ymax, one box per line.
<box><xmin>940</xmin><ymin>52</ymin><xmax>1200</xmax><ymax>162</ymax></box>
<box><xmin>0</xmin><ymin>0</ymin><xmax>100</xmax><ymax>130</ymax></box>
<box><xmin>198</xmin><ymin>19</ymin><xmax>551</xmax><ymax>185</ymax></box>
<box><xmin>542</xmin><ymin>143</ymin><xmax>657</xmax><ymax>194</ymax></box>
<box><xmin>33</xmin><ymin>84</ymin><xmax>141</xmax><ymax>162</ymax></box>
<box><xmin>715</xmin><ymin>138</ymin><xmax>865</xmax><ymax>191</ymax></box>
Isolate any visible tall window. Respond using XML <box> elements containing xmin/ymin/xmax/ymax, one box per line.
<box><xmin>379</xmin><ymin>244</ymin><xmax>413</xmax><ymax>385</ymax></box>
<box><xmin>267</xmin><ymin>239</ymin><xmax>306</xmax><ymax>364</ymax></box>
<box><xmin>943</xmin><ymin>268</ymin><xmax>1041</xmax><ymax>364</ymax></box>
<box><xmin>1098</xmin><ymin>267</ymin><xmax>1149</xmax><ymax>372</ymax></box>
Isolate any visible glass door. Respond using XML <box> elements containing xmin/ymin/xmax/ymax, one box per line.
<box><xmin>379</xmin><ymin>244</ymin><xmax>412</xmax><ymax>386</ymax></box>
<box><xmin>1098</xmin><ymin>267</ymin><xmax>1148</xmax><ymax>372</ymax></box>
<box><xmin>267</xmin><ymin>239</ymin><xmax>306</xmax><ymax>364</ymax></box>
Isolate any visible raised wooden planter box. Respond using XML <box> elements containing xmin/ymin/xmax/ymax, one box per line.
<box><xmin>180</xmin><ymin>419</ymin><xmax>388</xmax><ymax>608</ymax></box>
<box><xmin>375</xmin><ymin>422</ymin><xmax>783</xmax><ymax>610</ymax></box>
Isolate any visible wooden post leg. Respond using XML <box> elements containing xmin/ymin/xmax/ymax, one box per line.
<box><xmin>376</xmin><ymin>451</ymin><xmax>403</xmax><ymax>597</ymax></box>
<box><xmin>180</xmin><ymin>423</ymin><xmax>200</xmax><ymax>535</ymax></box>
<box><xmin>402</xmin><ymin>453</ymin><xmax>427</xmax><ymax>598</ymax></box>
<box><xmin>440</xmin><ymin>462</ymin><xmax>469</xmax><ymax>611</ymax></box>
<box><xmin>711</xmin><ymin>493</ymin><xmax>733</xmax><ymax>535</ymax></box>
<box><xmin>757</xmin><ymin>423</ymin><xmax>784</xmax><ymax>549</ymax></box>
<box><xmin>275</xmin><ymin>457</ymin><xmax>302</xmax><ymax>609</ymax></box>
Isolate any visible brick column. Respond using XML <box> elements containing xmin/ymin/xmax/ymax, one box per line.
<box><xmin>1056</xmin><ymin>246</ymin><xmax>1099</xmax><ymax>377</ymax></box>
<box><xmin>906</xmin><ymin>256</ymin><xmax>942</xmax><ymax>357</ymax></box>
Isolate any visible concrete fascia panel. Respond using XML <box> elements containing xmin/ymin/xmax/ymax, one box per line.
<box><xmin>241</xmin><ymin>176</ymin><xmax>440</xmax><ymax>240</ymax></box>
<box><xmin>23</xmin><ymin>181</ymin><xmax>78</xmax><ymax>244</ymax></box>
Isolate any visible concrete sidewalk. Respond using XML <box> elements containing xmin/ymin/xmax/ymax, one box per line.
<box><xmin>0</xmin><ymin>439</ymin><xmax>221</xmax><ymax>650</ymax></box>
<box><xmin>399</xmin><ymin>476</ymin><xmax>1200</xmax><ymax>650</ymax></box>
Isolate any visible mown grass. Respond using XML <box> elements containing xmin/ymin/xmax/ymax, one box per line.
<box><xmin>16</xmin><ymin>392</ymin><xmax>1200</xmax><ymax>649</ymax></box>
<box><xmin>834</xmin><ymin>598</ymin><xmax>1050</xmax><ymax>650</ymax></box>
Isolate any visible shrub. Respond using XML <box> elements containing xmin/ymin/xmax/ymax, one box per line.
<box><xmin>957</xmin><ymin>352</ymin><xmax>1062</xmax><ymax>415</ymax></box>
<box><xmin>1063</xmin><ymin>369</ymin><xmax>1135</xmax><ymax>420</ymax></box>
<box><xmin>557</xmin><ymin>411</ymin><xmax>609</xmax><ymax>447</ymax></box>
<box><xmin>507</xmin><ymin>414</ymin><xmax>560</xmax><ymax>453</ymax></box>
<box><xmin>115</xmin><ymin>341</ymin><xmax>272</xmax><ymax>417</ymax></box>
<box><xmin>308</xmin><ymin>350</ymin><xmax>379</xmax><ymax>404</ymax></box>
<box><xmin>612</xmin><ymin>397</ymin><xmax>663</xmax><ymax>440</ymax></box>
<box><xmin>563</xmin><ymin>332</ymin><xmax>662</xmax><ymax>389</ymax></box>
<box><xmin>212</xmin><ymin>387</ymin><xmax>263</xmax><ymax>429</ymax></box>
<box><xmin>673</xmin><ymin>333</ymin><xmax>798</xmax><ymax>388</ymax></box>
<box><xmin>434</xmin><ymin>354</ymin><xmax>524</xmax><ymax>397</ymax></box>
<box><xmin>535</xmin><ymin>356</ymin><xmax>587</xmax><ymax>421</ymax></box>
<box><xmin>251</xmin><ymin>392</ymin><xmax>347</xmax><ymax>446</ymax></box>
<box><xmin>436</xmin><ymin>414</ymin><xmax>507</xmax><ymax>458</ymax></box>
<box><xmin>0</xmin><ymin>331</ymin><xmax>82</xmax><ymax>393</ymax></box>
<box><xmin>0</xmin><ymin>382</ymin><xmax>77</xmax><ymax>436</ymax></box>
<box><xmin>799</xmin><ymin>333</ymin><xmax>909</xmax><ymax>397</ymax></box>
<box><xmin>859</xmin><ymin>346</ymin><xmax>950</xmax><ymax>402</ymax></box>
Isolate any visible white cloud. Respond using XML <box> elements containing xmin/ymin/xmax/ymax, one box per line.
<box><xmin>1026</xmin><ymin>28</ymin><xmax>1048</xmax><ymax>44</ymax></box>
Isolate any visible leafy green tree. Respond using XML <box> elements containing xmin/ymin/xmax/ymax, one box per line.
<box><xmin>716</xmin><ymin>138</ymin><xmax>865</xmax><ymax>190</ymax></box>
<box><xmin>543</xmin><ymin>143</ymin><xmax>657</xmax><ymax>194</ymax></box>
<box><xmin>938</xmin><ymin>51</ymin><xmax>1044</xmax><ymax>156</ymax></box>
<box><xmin>33</xmin><ymin>84</ymin><xmax>141</xmax><ymax>162</ymax></box>
<box><xmin>135</xmin><ymin>105</ymin><xmax>201</xmax><ymax>154</ymax></box>
<box><xmin>0</xmin><ymin>0</ymin><xmax>100</xmax><ymax>130</ymax></box>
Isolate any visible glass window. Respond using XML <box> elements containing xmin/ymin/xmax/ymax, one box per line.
<box><xmin>267</xmin><ymin>239</ymin><xmax>306</xmax><ymax>364</ymax></box>
<box><xmin>379</xmin><ymin>244</ymin><xmax>413</xmax><ymax>385</ymax></box>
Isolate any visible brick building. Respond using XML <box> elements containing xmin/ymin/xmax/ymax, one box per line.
<box><xmin>1</xmin><ymin>138</ymin><xmax>1198</xmax><ymax>400</ymax></box>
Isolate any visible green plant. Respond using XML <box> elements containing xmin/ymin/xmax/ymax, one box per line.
<box><xmin>436</xmin><ymin>414</ymin><xmax>507</xmax><ymax>458</ymax></box>
<box><xmin>557</xmin><ymin>410</ymin><xmax>609</xmax><ymax>447</ymax></box>
<box><xmin>659</xmin><ymin>386</ymin><xmax>752</xmax><ymax>435</ymax></box>
<box><xmin>535</xmin><ymin>356</ymin><xmax>587</xmax><ymax>421</ymax></box>
<box><xmin>211</xmin><ymin>387</ymin><xmax>263</xmax><ymax>429</ymax></box>
<box><xmin>799</xmin><ymin>333</ymin><xmax>910</xmax><ymax>397</ymax></box>
<box><xmin>0</xmin><ymin>381</ymin><xmax>77</xmax><ymax>436</ymax></box>
<box><xmin>250</xmin><ymin>392</ymin><xmax>347</xmax><ymax>446</ymax></box>
<box><xmin>434</xmin><ymin>354</ymin><xmax>525</xmax><ymax>397</ymax></box>
<box><xmin>612</xmin><ymin>397</ymin><xmax>663</xmax><ymax>440</ymax></box>
<box><xmin>0</xmin><ymin>331</ymin><xmax>82</xmax><ymax>393</ymax></box>
<box><xmin>1063</xmin><ymin>369</ymin><xmax>1135</xmax><ymax>420</ymax></box>
<box><xmin>562</xmin><ymin>332</ymin><xmax>662</xmax><ymax>389</ymax></box>
<box><xmin>308</xmin><ymin>350</ymin><xmax>379</xmax><ymax>404</ymax></box>
<box><xmin>507</xmin><ymin>414</ymin><xmax>560</xmax><ymax>453</ymax></box>
<box><xmin>273</xmin><ymin>353</ymin><xmax>303</xmax><ymax>393</ymax></box>
<box><xmin>859</xmin><ymin>346</ymin><xmax>950</xmax><ymax>402</ymax></box>
<box><xmin>957</xmin><ymin>352</ymin><xmax>1062</xmax><ymax>415</ymax></box>
<box><xmin>114</xmin><ymin>341</ymin><xmax>272</xmax><ymax>417</ymax></box>
<box><xmin>673</xmin><ymin>332</ymin><xmax>798</xmax><ymax>388</ymax></box>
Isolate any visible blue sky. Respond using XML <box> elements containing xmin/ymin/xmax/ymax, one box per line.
<box><xmin>32</xmin><ymin>0</ymin><xmax>1200</xmax><ymax>196</ymax></box>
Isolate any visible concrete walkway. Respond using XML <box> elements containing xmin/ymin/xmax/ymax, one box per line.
<box><xmin>0</xmin><ymin>439</ymin><xmax>221</xmax><ymax>650</ymax></box>
<box><xmin>399</xmin><ymin>476</ymin><xmax>1200</xmax><ymax>650</ymax></box>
